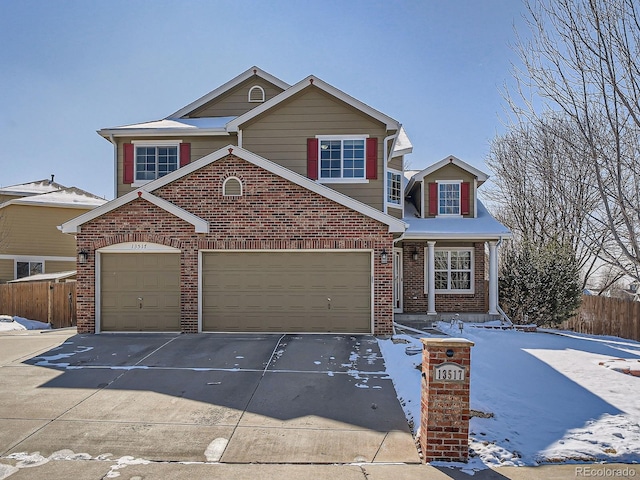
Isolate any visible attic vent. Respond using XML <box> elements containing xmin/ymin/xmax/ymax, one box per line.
<box><xmin>223</xmin><ymin>177</ymin><xmax>243</xmax><ymax>196</ymax></box>
<box><xmin>248</xmin><ymin>85</ymin><xmax>265</xmax><ymax>103</ymax></box>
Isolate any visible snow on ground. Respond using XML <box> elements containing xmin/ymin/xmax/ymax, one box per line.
<box><xmin>0</xmin><ymin>316</ymin><xmax>51</xmax><ymax>332</ymax></box>
<box><xmin>379</xmin><ymin>322</ymin><xmax>640</xmax><ymax>472</ymax></box>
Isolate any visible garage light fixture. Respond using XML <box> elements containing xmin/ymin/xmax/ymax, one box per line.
<box><xmin>412</xmin><ymin>247</ymin><xmax>419</xmax><ymax>261</ymax></box>
<box><xmin>78</xmin><ymin>249</ymin><xmax>89</xmax><ymax>264</ymax></box>
<box><xmin>380</xmin><ymin>248</ymin><xmax>388</xmax><ymax>264</ymax></box>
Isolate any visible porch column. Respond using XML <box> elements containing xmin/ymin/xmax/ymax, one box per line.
<box><xmin>488</xmin><ymin>241</ymin><xmax>499</xmax><ymax>315</ymax></box>
<box><xmin>427</xmin><ymin>241</ymin><xmax>437</xmax><ymax>315</ymax></box>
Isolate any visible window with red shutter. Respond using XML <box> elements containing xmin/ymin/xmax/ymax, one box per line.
<box><xmin>428</xmin><ymin>182</ymin><xmax>438</xmax><ymax>216</ymax></box>
<box><xmin>307</xmin><ymin>138</ymin><xmax>319</xmax><ymax>180</ymax></box>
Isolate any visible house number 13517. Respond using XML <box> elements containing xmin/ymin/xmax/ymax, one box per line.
<box><xmin>433</xmin><ymin>363</ymin><xmax>465</xmax><ymax>382</ymax></box>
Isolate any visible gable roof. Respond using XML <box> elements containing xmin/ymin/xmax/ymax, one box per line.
<box><xmin>226</xmin><ymin>75</ymin><xmax>400</xmax><ymax>132</ymax></box>
<box><xmin>0</xmin><ymin>179</ymin><xmax>68</xmax><ymax>197</ymax></box>
<box><xmin>61</xmin><ymin>145</ymin><xmax>407</xmax><ymax>234</ymax></box>
<box><xmin>169</xmin><ymin>66</ymin><xmax>290</xmax><ymax>119</ymax></box>
<box><xmin>412</xmin><ymin>155</ymin><xmax>490</xmax><ymax>184</ymax></box>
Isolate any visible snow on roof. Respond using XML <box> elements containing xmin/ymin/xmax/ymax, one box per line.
<box><xmin>8</xmin><ymin>271</ymin><xmax>76</xmax><ymax>283</ymax></box>
<box><xmin>393</xmin><ymin>126</ymin><xmax>413</xmax><ymax>156</ymax></box>
<box><xmin>0</xmin><ymin>179</ymin><xmax>68</xmax><ymax>197</ymax></box>
<box><xmin>403</xmin><ymin>200</ymin><xmax>511</xmax><ymax>240</ymax></box>
<box><xmin>5</xmin><ymin>187</ymin><xmax>107</xmax><ymax>209</ymax></box>
<box><xmin>100</xmin><ymin>116</ymin><xmax>236</xmax><ymax>134</ymax></box>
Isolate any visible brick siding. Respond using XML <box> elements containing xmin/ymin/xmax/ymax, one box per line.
<box><xmin>76</xmin><ymin>154</ymin><xmax>394</xmax><ymax>335</ymax></box>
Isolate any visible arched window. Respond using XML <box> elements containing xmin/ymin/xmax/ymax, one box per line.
<box><xmin>223</xmin><ymin>177</ymin><xmax>243</xmax><ymax>196</ymax></box>
<box><xmin>248</xmin><ymin>85</ymin><xmax>265</xmax><ymax>103</ymax></box>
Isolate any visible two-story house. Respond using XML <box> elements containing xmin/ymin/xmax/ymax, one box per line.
<box><xmin>0</xmin><ymin>178</ymin><xmax>106</xmax><ymax>283</ymax></box>
<box><xmin>61</xmin><ymin>67</ymin><xmax>510</xmax><ymax>335</ymax></box>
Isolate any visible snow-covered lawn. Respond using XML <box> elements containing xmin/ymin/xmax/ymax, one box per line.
<box><xmin>0</xmin><ymin>315</ymin><xmax>51</xmax><ymax>332</ymax></box>
<box><xmin>379</xmin><ymin>322</ymin><xmax>640</xmax><ymax>472</ymax></box>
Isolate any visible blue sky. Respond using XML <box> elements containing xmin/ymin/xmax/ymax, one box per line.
<box><xmin>0</xmin><ymin>0</ymin><xmax>527</xmax><ymax>199</ymax></box>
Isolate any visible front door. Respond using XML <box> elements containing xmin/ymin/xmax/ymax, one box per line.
<box><xmin>393</xmin><ymin>248</ymin><xmax>403</xmax><ymax>313</ymax></box>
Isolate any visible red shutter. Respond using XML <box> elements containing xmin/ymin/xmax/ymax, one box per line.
<box><xmin>180</xmin><ymin>143</ymin><xmax>191</xmax><ymax>167</ymax></box>
<box><xmin>366</xmin><ymin>137</ymin><xmax>377</xmax><ymax>179</ymax></box>
<box><xmin>123</xmin><ymin>143</ymin><xmax>134</xmax><ymax>184</ymax></box>
<box><xmin>461</xmin><ymin>181</ymin><xmax>470</xmax><ymax>215</ymax></box>
<box><xmin>428</xmin><ymin>182</ymin><xmax>438</xmax><ymax>216</ymax></box>
<box><xmin>307</xmin><ymin>138</ymin><xmax>319</xmax><ymax>180</ymax></box>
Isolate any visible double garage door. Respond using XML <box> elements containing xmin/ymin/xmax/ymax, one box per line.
<box><xmin>100</xmin><ymin>250</ymin><xmax>372</xmax><ymax>333</ymax></box>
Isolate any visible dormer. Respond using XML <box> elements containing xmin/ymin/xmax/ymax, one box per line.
<box><xmin>406</xmin><ymin>155</ymin><xmax>489</xmax><ymax>219</ymax></box>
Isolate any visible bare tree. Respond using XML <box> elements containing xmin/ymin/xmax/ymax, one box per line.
<box><xmin>485</xmin><ymin>114</ymin><xmax>605</xmax><ymax>287</ymax></box>
<box><xmin>502</xmin><ymin>0</ymin><xmax>640</xmax><ymax>283</ymax></box>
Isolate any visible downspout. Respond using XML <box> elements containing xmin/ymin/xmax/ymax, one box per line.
<box><xmin>109</xmin><ymin>134</ymin><xmax>117</xmax><ymax>199</ymax></box>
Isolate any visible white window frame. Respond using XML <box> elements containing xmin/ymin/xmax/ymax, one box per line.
<box><xmin>222</xmin><ymin>176</ymin><xmax>243</xmax><ymax>197</ymax></box>
<box><xmin>386</xmin><ymin>168</ymin><xmax>403</xmax><ymax>208</ymax></box>
<box><xmin>424</xmin><ymin>248</ymin><xmax>474</xmax><ymax>294</ymax></box>
<box><xmin>132</xmin><ymin>140</ymin><xmax>182</xmax><ymax>187</ymax></box>
<box><xmin>15</xmin><ymin>258</ymin><xmax>44</xmax><ymax>279</ymax></box>
<box><xmin>436</xmin><ymin>180</ymin><xmax>463</xmax><ymax>218</ymax></box>
<box><xmin>316</xmin><ymin>134</ymin><xmax>369</xmax><ymax>184</ymax></box>
<box><xmin>248</xmin><ymin>85</ymin><xmax>265</xmax><ymax>102</ymax></box>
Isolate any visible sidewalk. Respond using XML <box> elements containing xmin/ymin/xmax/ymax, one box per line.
<box><xmin>1</xmin><ymin>459</ymin><xmax>638</xmax><ymax>479</ymax></box>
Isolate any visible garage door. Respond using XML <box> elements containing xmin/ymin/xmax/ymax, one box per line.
<box><xmin>202</xmin><ymin>251</ymin><xmax>372</xmax><ymax>333</ymax></box>
<box><xmin>100</xmin><ymin>253</ymin><xmax>180</xmax><ymax>332</ymax></box>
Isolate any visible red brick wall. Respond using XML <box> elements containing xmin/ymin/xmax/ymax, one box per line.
<box><xmin>76</xmin><ymin>154</ymin><xmax>394</xmax><ymax>335</ymax></box>
<box><xmin>402</xmin><ymin>241</ymin><xmax>487</xmax><ymax>314</ymax></box>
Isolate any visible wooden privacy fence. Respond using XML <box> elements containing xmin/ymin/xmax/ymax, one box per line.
<box><xmin>0</xmin><ymin>282</ymin><xmax>76</xmax><ymax>329</ymax></box>
<box><xmin>563</xmin><ymin>295</ymin><xmax>640</xmax><ymax>342</ymax></box>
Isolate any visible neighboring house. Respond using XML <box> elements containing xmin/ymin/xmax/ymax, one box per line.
<box><xmin>0</xmin><ymin>179</ymin><xmax>107</xmax><ymax>283</ymax></box>
<box><xmin>61</xmin><ymin>66</ymin><xmax>510</xmax><ymax>335</ymax></box>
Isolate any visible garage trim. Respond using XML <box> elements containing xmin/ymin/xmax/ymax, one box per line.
<box><xmin>197</xmin><ymin>249</ymin><xmax>374</xmax><ymax>334</ymax></box>
<box><xmin>95</xmin><ymin>242</ymin><xmax>181</xmax><ymax>333</ymax></box>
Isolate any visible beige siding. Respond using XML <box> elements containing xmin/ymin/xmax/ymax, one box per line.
<box><xmin>423</xmin><ymin>164</ymin><xmax>477</xmax><ymax>218</ymax></box>
<box><xmin>116</xmin><ymin>136</ymin><xmax>237</xmax><ymax>197</ymax></box>
<box><xmin>0</xmin><ymin>204</ymin><xmax>87</xmax><ymax>257</ymax></box>
<box><xmin>188</xmin><ymin>77</ymin><xmax>286</xmax><ymax>118</ymax></box>
<box><xmin>242</xmin><ymin>87</ymin><xmax>388</xmax><ymax>210</ymax></box>
<box><xmin>0</xmin><ymin>259</ymin><xmax>13</xmax><ymax>283</ymax></box>
<box><xmin>387</xmin><ymin>207</ymin><xmax>403</xmax><ymax>219</ymax></box>
<box><xmin>45</xmin><ymin>260</ymin><xmax>76</xmax><ymax>274</ymax></box>
<box><xmin>389</xmin><ymin>155</ymin><xmax>403</xmax><ymax>171</ymax></box>
<box><xmin>0</xmin><ymin>194</ymin><xmax>22</xmax><ymax>204</ymax></box>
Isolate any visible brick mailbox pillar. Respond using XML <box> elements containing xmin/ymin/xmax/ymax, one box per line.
<box><xmin>419</xmin><ymin>338</ymin><xmax>474</xmax><ymax>463</ymax></box>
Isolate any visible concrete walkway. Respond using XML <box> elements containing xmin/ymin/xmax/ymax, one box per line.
<box><xmin>1</xmin><ymin>329</ymin><xmax>637</xmax><ymax>479</ymax></box>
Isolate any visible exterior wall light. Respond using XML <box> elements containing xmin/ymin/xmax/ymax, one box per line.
<box><xmin>380</xmin><ymin>248</ymin><xmax>388</xmax><ymax>264</ymax></box>
<box><xmin>412</xmin><ymin>247</ymin><xmax>419</xmax><ymax>261</ymax></box>
<box><xmin>78</xmin><ymin>249</ymin><xmax>89</xmax><ymax>264</ymax></box>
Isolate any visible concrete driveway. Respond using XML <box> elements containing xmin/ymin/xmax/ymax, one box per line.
<box><xmin>0</xmin><ymin>329</ymin><xmax>419</xmax><ymax>467</ymax></box>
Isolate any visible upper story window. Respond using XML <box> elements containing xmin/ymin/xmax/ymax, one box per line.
<box><xmin>438</xmin><ymin>181</ymin><xmax>460</xmax><ymax>215</ymax></box>
<box><xmin>124</xmin><ymin>140</ymin><xmax>189</xmax><ymax>186</ymax></box>
<box><xmin>428</xmin><ymin>181</ymin><xmax>470</xmax><ymax>217</ymax></box>
<box><xmin>136</xmin><ymin>145</ymin><xmax>178</xmax><ymax>181</ymax></box>
<box><xmin>320</xmin><ymin>138</ymin><xmax>365</xmax><ymax>179</ymax></box>
<box><xmin>387</xmin><ymin>170</ymin><xmax>402</xmax><ymax>206</ymax></box>
<box><xmin>307</xmin><ymin>136</ymin><xmax>377</xmax><ymax>183</ymax></box>
<box><xmin>248</xmin><ymin>85</ymin><xmax>265</xmax><ymax>102</ymax></box>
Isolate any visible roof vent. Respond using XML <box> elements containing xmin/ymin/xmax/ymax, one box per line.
<box><xmin>49</xmin><ymin>174</ymin><xmax>55</xmax><ymax>184</ymax></box>
<box><xmin>248</xmin><ymin>85</ymin><xmax>265</xmax><ymax>103</ymax></box>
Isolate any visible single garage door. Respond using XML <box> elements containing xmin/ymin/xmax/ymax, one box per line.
<box><xmin>100</xmin><ymin>253</ymin><xmax>180</xmax><ymax>331</ymax></box>
<box><xmin>202</xmin><ymin>251</ymin><xmax>372</xmax><ymax>333</ymax></box>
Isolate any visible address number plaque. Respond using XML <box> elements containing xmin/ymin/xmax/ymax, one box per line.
<box><xmin>433</xmin><ymin>362</ymin><xmax>466</xmax><ymax>382</ymax></box>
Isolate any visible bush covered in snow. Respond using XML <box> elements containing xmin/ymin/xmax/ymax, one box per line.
<box><xmin>499</xmin><ymin>242</ymin><xmax>581</xmax><ymax>326</ymax></box>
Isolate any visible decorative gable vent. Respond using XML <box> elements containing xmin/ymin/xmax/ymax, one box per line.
<box><xmin>223</xmin><ymin>177</ymin><xmax>243</xmax><ymax>196</ymax></box>
<box><xmin>248</xmin><ymin>85</ymin><xmax>265</xmax><ymax>103</ymax></box>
